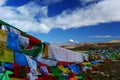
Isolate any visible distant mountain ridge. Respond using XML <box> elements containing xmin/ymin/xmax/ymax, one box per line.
<box><xmin>59</xmin><ymin>40</ymin><xmax>120</xmax><ymax>51</ymax></box>
<box><xmin>109</xmin><ymin>40</ymin><xmax>120</xmax><ymax>43</ymax></box>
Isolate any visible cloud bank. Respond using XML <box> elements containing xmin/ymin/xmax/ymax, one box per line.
<box><xmin>0</xmin><ymin>0</ymin><xmax>7</xmax><ymax>6</ymax></box>
<box><xmin>79</xmin><ymin>0</ymin><xmax>98</xmax><ymax>4</ymax></box>
<box><xmin>89</xmin><ymin>35</ymin><xmax>112</xmax><ymax>38</ymax></box>
<box><xmin>0</xmin><ymin>0</ymin><xmax>120</xmax><ymax>33</ymax></box>
<box><xmin>40</xmin><ymin>0</ymin><xmax>62</xmax><ymax>5</ymax></box>
<box><xmin>89</xmin><ymin>35</ymin><xmax>120</xmax><ymax>38</ymax></box>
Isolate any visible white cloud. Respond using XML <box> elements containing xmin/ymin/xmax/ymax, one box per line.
<box><xmin>89</xmin><ymin>35</ymin><xmax>112</xmax><ymax>38</ymax></box>
<box><xmin>0</xmin><ymin>0</ymin><xmax>120</xmax><ymax>33</ymax></box>
<box><xmin>41</xmin><ymin>0</ymin><xmax>120</xmax><ymax>30</ymax></box>
<box><xmin>80</xmin><ymin>0</ymin><xmax>96</xmax><ymax>3</ymax></box>
<box><xmin>0</xmin><ymin>1</ymin><xmax>50</xmax><ymax>33</ymax></box>
<box><xmin>79</xmin><ymin>0</ymin><xmax>100</xmax><ymax>6</ymax></box>
<box><xmin>0</xmin><ymin>0</ymin><xmax>7</xmax><ymax>6</ymax></box>
<box><xmin>41</xmin><ymin>0</ymin><xmax>62</xmax><ymax>4</ymax></box>
<box><xmin>8</xmin><ymin>20</ymin><xmax>50</xmax><ymax>33</ymax></box>
<box><xmin>89</xmin><ymin>35</ymin><xmax>120</xmax><ymax>38</ymax></box>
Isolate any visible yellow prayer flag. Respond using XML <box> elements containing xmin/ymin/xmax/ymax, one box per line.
<box><xmin>0</xmin><ymin>48</ymin><xmax>14</xmax><ymax>63</ymax></box>
<box><xmin>0</xmin><ymin>29</ymin><xmax>7</xmax><ymax>49</ymax></box>
<box><xmin>0</xmin><ymin>29</ymin><xmax>7</xmax><ymax>42</ymax></box>
<box><xmin>58</xmin><ymin>65</ymin><xmax>71</xmax><ymax>74</ymax></box>
<box><xmin>0</xmin><ymin>42</ymin><xmax>6</xmax><ymax>49</ymax></box>
<box><xmin>43</xmin><ymin>44</ymin><xmax>49</xmax><ymax>58</ymax></box>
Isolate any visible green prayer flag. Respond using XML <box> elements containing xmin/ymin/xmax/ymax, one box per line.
<box><xmin>58</xmin><ymin>76</ymin><xmax>65</xmax><ymax>80</ymax></box>
<box><xmin>0</xmin><ymin>73</ymin><xmax>4</xmax><ymax>79</ymax></box>
<box><xmin>75</xmin><ymin>74</ymin><xmax>84</xmax><ymax>80</ymax></box>
<box><xmin>21</xmin><ymin>32</ymin><xmax>27</xmax><ymax>37</ymax></box>
<box><xmin>2</xmin><ymin>71</ymin><xmax>13</xmax><ymax>80</ymax></box>
<box><xmin>21</xmin><ymin>42</ymin><xmax>43</xmax><ymax>57</ymax></box>
<box><xmin>50</xmin><ymin>66</ymin><xmax>62</xmax><ymax>76</ymax></box>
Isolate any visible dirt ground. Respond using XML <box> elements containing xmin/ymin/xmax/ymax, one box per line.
<box><xmin>83</xmin><ymin>61</ymin><xmax>120</xmax><ymax>80</ymax></box>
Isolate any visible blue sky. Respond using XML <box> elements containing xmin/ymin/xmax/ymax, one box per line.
<box><xmin>0</xmin><ymin>0</ymin><xmax>120</xmax><ymax>43</ymax></box>
<box><xmin>31</xmin><ymin>22</ymin><xmax>120</xmax><ymax>43</ymax></box>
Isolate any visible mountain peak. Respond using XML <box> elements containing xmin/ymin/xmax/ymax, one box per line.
<box><xmin>68</xmin><ymin>39</ymin><xmax>79</xmax><ymax>45</ymax></box>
